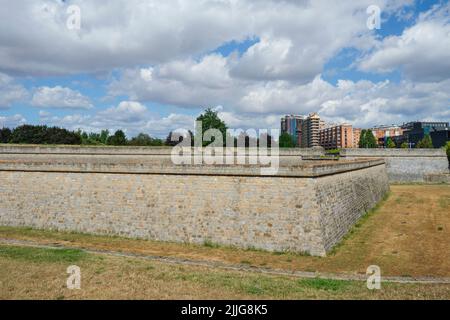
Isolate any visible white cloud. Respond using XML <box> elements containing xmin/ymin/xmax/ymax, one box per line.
<box><xmin>0</xmin><ymin>114</ymin><xmax>26</xmax><ymax>128</ymax></box>
<box><xmin>0</xmin><ymin>0</ymin><xmax>251</xmax><ymax>75</ymax></box>
<box><xmin>143</xmin><ymin>113</ymin><xmax>196</xmax><ymax>137</ymax></box>
<box><xmin>0</xmin><ymin>0</ymin><xmax>395</xmax><ymax>79</ymax></box>
<box><xmin>108</xmin><ymin>54</ymin><xmax>239</xmax><ymax>108</ymax></box>
<box><xmin>38</xmin><ymin>100</ymin><xmax>195</xmax><ymax>138</ymax></box>
<box><xmin>31</xmin><ymin>86</ymin><xmax>93</xmax><ymax>109</ymax></box>
<box><xmin>0</xmin><ymin>73</ymin><xmax>28</xmax><ymax>108</ymax></box>
<box><xmin>3</xmin><ymin>0</ymin><xmax>448</xmax><ymax>134</ymax></box>
<box><xmin>110</xmin><ymin>59</ymin><xmax>450</xmax><ymax>129</ymax></box>
<box><xmin>359</xmin><ymin>4</ymin><xmax>450</xmax><ymax>82</ymax></box>
<box><xmin>98</xmin><ymin>101</ymin><xmax>148</xmax><ymax>122</ymax></box>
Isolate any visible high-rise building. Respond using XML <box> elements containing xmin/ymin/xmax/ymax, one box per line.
<box><xmin>281</xmin><ymin>113</ymin><xmax>364</xmax><ymax>149</ymax></box>
<box><xmin>280</xmin><ymin>115</ymin><xmax>306</xmax><ymax>147</ymax></box>
<box><xmin>300</xmin><ymin>113</ymin><xmax>321</xmax><ymax>148</ymax></box>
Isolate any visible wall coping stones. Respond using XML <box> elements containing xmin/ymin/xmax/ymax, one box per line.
<box><xmin>340</xmin><ymin>148</ymin><xmax>447</xmax><ymax>157</ymax></box>
<box><xmin>0</xmin><ymin>144</ymin><xmax>325</xmax><ymax>157</ymax></box>
<box><xmin>340</xmin><ymin>147</ymin><xmax>449</xmax><ymax>183</ymax></box>
<box><xmin>0</xmin><ymin>145</ymin><xmax>382</xmax><ymax>178</ymax></box>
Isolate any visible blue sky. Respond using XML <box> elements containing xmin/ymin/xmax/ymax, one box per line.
<box><xmin>0</xmin><ymin>0</ymin><xmax>449</xmax><ymax>137</ymax></box>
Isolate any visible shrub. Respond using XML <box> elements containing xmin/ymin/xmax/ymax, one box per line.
<box><xmin>386</xmin><ymin>137</ymin><xmax>396</xmax><ymax>148</ymax></box>
<box><xmin>107</xmin><ymin>130</ymin><xmax>127</xmax><ymax>146</ymax></box>
<box><xmin>128</xmin><ymin>133</ymin><xmax>163</xmax><ymax>146</ymax></box>
<box><xmin>279</xmin><ymin>132</ymin><xmax>295</xmax><ymax>148</ymax></box>
<box><xmin>445</xmin><ymin>141</ymin><xmax>450</xmax><ymax>167</ymax></box>
<box><xmin>0</xmin><ymin>127</ymin><xmax>12</xmax><ymax>143</ymax></box>
<box><xmin>10</xmin><ymin>125</ymin><xmax>81</xmax><ymax>145</ymax></box>
<box><xmin>416</xmin><ymin>134</ymin><xmax>434</xmax><ymax>148</ymax></box>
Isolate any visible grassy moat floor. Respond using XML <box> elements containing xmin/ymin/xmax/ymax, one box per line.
<box><xmin>1</xmin><ymin>185</ymin><xmax>449</xmax><ymax>299</ymax></box>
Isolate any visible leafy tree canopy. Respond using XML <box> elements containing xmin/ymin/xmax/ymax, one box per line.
<box><xmin>279</xmin><ymin>132</ymin><xmax>294</xmax><ymax>148</ymax></box>
<box><xmin>107</xmin><ymin>130</ymin><xmax>127</xmax><ymax>146</ymax></box>
<box><xmin>0</xmin><ymin>127</ymin><xmax>12</xmax><ymax>143</ymax></box>
<box><xmin>128</xmin><ymin>133</ymin><xmax>163</xmax><ymax>146</ymax></box>
<box><xmin>386</xmin><ymin>137</ymin><xmax>396</xmax><ymax>148</ymax></box>
<box><xmin>9</xmin><ymin>125</ymin><xmax>81</xmax><ymax>145</ymax></box>
<box><xmin>196</xmin><ymin>108</ymin><xmax>228</xmax><ymax>147</ymax></box>
<box><xmin>359</xmin><ymin>129</ymin><xmax>377</xmax><ymax>148</ymax></box>
<box><xmin>416</xmin><ymin>134</ymin><xmax>434</xmax><ymax>148</ymax></box>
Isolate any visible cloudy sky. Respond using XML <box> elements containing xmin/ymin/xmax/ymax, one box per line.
<box><xmin>0</xmin><ymin>0</ymin><xmax>449</xmax><ymax>137</ymax></box>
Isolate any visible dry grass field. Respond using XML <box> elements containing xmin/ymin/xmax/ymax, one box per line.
<box><xmin>1</xmin><ymin>245</ymin><xmax>450</xmax><ymax>300</ymax></box>
<box><xmin>0</xmin><ymin>184</ymin><xmax>449</xmax><ymax>299</ymax></box>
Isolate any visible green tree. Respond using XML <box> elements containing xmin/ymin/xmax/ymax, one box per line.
<box><xmin>78</xmin><ymin>130</ymin><xmax>103</xmax><ymax>145</ymax></box>
<box><xmin>129</xmin><ymin>133</ymin><xmax>163</xmax><ymax>146</ymax></box>
<box><xmin>359</xmin><ymin>129</ymin><xmax>377</xmax><ymax>148</ymax></box>
<box><xmin>386</xmin><ymin>137</ymin><xmax>396</xmax><ymax>148</ymax></box>
<box><xmin>107</xmin><ymin>130</ymin><xmax>127</xmax><ymax>146</ymax></box>
<box><xmin>9</xmin><ymin>125</ymin><xmax>81</xmax><ymax>145</ymax></box>
<box><xmin>365</xmin><ymin>130</ymin><xmax>377</xmax><ymax>148</ymax></box>
<box><xmin>400</xmin><ymin>142</ymin><xmax>409</xmax><ymax>149</ymax></box>
<box><xmin>445</xmin><ymin>142</ymin><xmax>450</xmax><ymax>166</ymax></box>
<box><xmin>99</xmin><ymin>130</ymin><xmax>110</xmax><ymax>144</ymax></box>
<box><xmin>416</xmin><ymin>134</ymin><xmax>434</xmax><ymax>148</ymax></box>
<box><xmin>358</xmin><ymin>129</ymin><xmax>367</xmax><ymax>148</ymax></box>
<box><xmin>0</xmin><ymin>127</ymin><xmax>12</xmax><ymax>143</ymax></box>
<box><xmin>196</xmin><ymin>108</ymin><xmax>228</xmax><ymax>147</ymax></box>
<box><xmin>279</xmin><ymin>132</ymin><xmax>294</xmax><ymax>148</ymax></box>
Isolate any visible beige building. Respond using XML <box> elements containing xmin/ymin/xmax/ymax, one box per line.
<box><xmin>301</xmin><ymin>113</ymin><xmax>321</xmax><ymax>147</ymax></box>
<box><xmin>319</xmin><ymin>124</ymin><xmax>361</xmax><ymax>150</ymax></box>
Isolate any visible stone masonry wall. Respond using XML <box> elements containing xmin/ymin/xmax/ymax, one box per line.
<box><xmin>314</xmin><ymin>165</ymin><xmax>390</xmax><ymax>252</ymax></box>
<box><xmin>0</xmin><ymin>147</ymin><xmax>389</xmax><ymax>256</ymax></box>
<box><xmin>340</xmin><ymin>148</ymin><xmax>449</xmax><ymax>183</ymax></box>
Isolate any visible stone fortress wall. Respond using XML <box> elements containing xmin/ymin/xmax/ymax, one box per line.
<box><xmin>0</xmin><ymin>145</ymin><xmax>389</xmax><ymax>256</ymax></box>
<box><xmin>340</xmin><ymin>148</ymin><xmax>449</xmax><ymax>183</ymax></box>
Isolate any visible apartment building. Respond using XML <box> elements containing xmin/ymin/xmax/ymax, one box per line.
<box><xmin>319</xmin><ymin>124</ymin><xmax>360</xmax><ymax>150</ymax></box>
<box><xmin>280</xmin><ymin>115</ymin><xmax>306</xmax><ymax>147</ymax></box>
<box><xmin>282</xmin><ymin>112</ymin><xmax>361</xmax><ymax>149</ymax></box>
<box><xmin>370</xmin><ymin>125</ymin><xmax>404</xmax><ymax>146</ymax></box>
<box><xmin>301</xmin><ymin>113</ymin><xmax>321</xmax><ymax>147</ymax></box>
<box><xmin>401</xmin><ymin>121</ymin><xmax>449</xmax><ymax>146</ymax></box>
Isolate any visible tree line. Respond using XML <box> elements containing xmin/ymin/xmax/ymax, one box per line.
<box><xmin>0</xmin><ymin>125</ymin><xmax>165</xmax><ymax>146</ymax></box>
<box><xmin>0</xmin><ymin>109</ymin><xmax>440</xmax><ymax>149</ymax></box>
<box><xmin>0</xmin><ymin>108</ymin><xmax>274</xmax><ymax>147</ymax></box>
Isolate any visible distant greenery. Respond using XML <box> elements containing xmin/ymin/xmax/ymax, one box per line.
<box><xmin>79</xmin><ymin>129</ymin><xmax>110</xmax><ymax>145</ymax></box>
<box><xmin>0</xmin><ymin>125</ymin><xmax>164</xmax><ymax>147</ymax></box>
<box><xmin>400</xmin><ymin>142</ymin><xmax>409</xmax><ymax>149</ymax></box>
<box><xmin>385</xmin><ymin>137</ymin><xmax>396</xmax><ymax>148</ymax></box>
<box><xmin>196</xmin><ymin>108</ymin><xmax>228</xmax><ymax>147</ymax></box>
<box><xmin>358</xmin><ymin>129</ymin><xmax>377</xmax><ymax>148</ymax></box>
<box><xmin>0</xmin><ymin>127</ymin><xmax>12</xmax><ymax>143</ymax></box>
<box><xmin>445</xmin><ymin>142</ymin><xmax>450</xmax><ymax>165</ymax></box>
<box><xmin>128</xmin><ymin>133</ymin><xmax>163</xmax><ymax>146</ymax></box>
<box><xmin>8</xmin><ymin>125</ymin><xmax>82</xmax><ymax>145</ymax></box>
<box><xmin>326</xmin><ymin>149</ymin><xmax>341</xmax><ymax>155</ymax></box>
<box><xmin>279</xmin><ymin>132</ymin><xmax>294</xmax><ymax>148</ymax></box>
<box><xmin>416</xmin><ymin>134</ymin><xmax>434</xmax><ymax>148</ymax></box>
<box><xmin>107</xmin><ymin>129</ymin><xmax>127</xmax><ymax>146</ymax></box>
